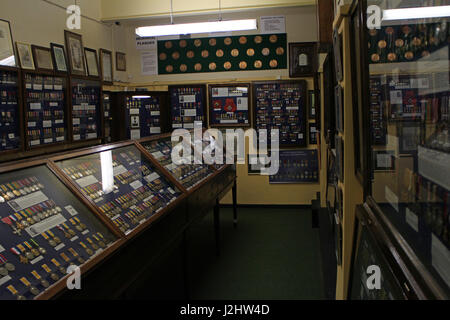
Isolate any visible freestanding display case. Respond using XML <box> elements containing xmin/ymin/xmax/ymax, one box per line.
<box><xmin>0</xmin><ymin>159</ymin><xmax>121</xmax><ymax>300</ymax></box>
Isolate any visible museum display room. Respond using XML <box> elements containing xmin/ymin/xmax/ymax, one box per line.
<box><xmin>0</xmin><ymin>0</ymin><xmax>448</xmax><ymax>303</ymax></box>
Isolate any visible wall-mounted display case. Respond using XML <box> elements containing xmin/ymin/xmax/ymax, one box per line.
<box><xmin>169</xmin><ymin>85</ymin><xmax>206</xmax><ymax>130</ymax></box>
<box><xmin>70</xmin><ymin>77</ymin><xmax>101</xmax><ymax>143</ymax></box>
<box><xmin>253</xmin><ymin>80</ymin><xmax>307</xmax><ymax>147</ymax></box>
<box><xmin>124</xmin><ymin>92</ymin><xmax>168</xmax><ymax>140</ymax></box>
<box><xmin>0</xmin><ymin>161</ymin><xmax>119</xmax><ymax>300</ymax></box>
<box><xmin>103</xmin><ymin>92</ymin><xmax>113</xmax><ymax>143</ymax></box>
<box><xmin>0</xmin><ymin>68</ymin><xmax>21</xmax><ymax>153</ymax></box>
<box><xmin>23</xmin><ymin>73</ymin><xmax>67</xmax><ymax>148</ymax></box>
<box><xmin>53</xmin><ymin>144</ymin><xmax>183</xmax><ymax>235</ymax></box>
<box><xmin>140</xmin><ymin>135</ymin><xmax>216</xmax><ymax>191</ymax></box>
<box><xmin>269</xmin><ymin>149</ymin><xmax>319</xmax><ymax>184</ymax></box>
<box><xmin>208</xmin><ymin>84</ymin><xmax>251</xmax><ymax>128</ymax></box>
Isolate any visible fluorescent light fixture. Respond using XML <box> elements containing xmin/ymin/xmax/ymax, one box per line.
<box><xmin>132</xmin><ymin>95</ymin><xmax>151</xmax><ymax>99</ymax></box>
<box><xmin>383</xmin><ymin>5</ymin><xmax>450</xmax><ymax>21</ymax></box>
<box><xmin>0</xmin><ymin>55</ymin><xmax>16</xmax><ymax>67</ymax></box>
<box><xmin>136</xmin><ymin>19</ymin><xmax>257</xmax><ymax>37</ymax></box>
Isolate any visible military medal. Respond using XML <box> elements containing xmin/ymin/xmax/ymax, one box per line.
<box><xmin>159</xmin><ymin>53</ymin><xmax>167</xmax><ymax>61</ymax></box>
<box><xmin>93</xmin><ymin>234</ymin><xmax>106</xmax><ymax>249</ymax></box>
<box><xmin>201</xmin><ymin>50</ymin><xmax>209</xmax><ymax>58</ymax></box>
<box><xmin>42</xmin><ymin>264</ymin><xmax>59</xmax><ymax>281</ymax></box>
<box><xmin>254</xmin><ymin>36</ymin><xmax>262</xmax><ymax>44</ymax></box>
<box><xmin>179</xmin><ymin>39</ymin><xmax>187</xmax><ymax>48</ymax></box>
<box><xmin>20</xmin><ymin>277</ymin><xmax>40</xmax><ymax>296</ymax></box>
<box><xmin>239</xmin><ymin>36</ymin><xmax>247</xmax><ymax>45</ymax></box>
<box><xmin>68</xmin><ymin>248</ymin><xmax>85</xmax><ymax>264</ymax></box>
<box><xmin>80</xmin><ymin>242</ymin><xmax>94</xmax><ymax>256</ymax></box>
<box><xmin>254</xmin><ymin>60</ymin><xmax>262</xmax><ymax>68</ymax></box>
<box><xmin>276</xmin><ymin>47</ymin><xmax>284</xmax><ymax>55</ymax></box>
<box><xmin>239</xmin><ymin>61</ymin><xmax>247</xmax><ymax>69</ymax></box>
<box><xmin>42</xmin><ymin>232</ymin><xmax>57</xmax><ymax>247</ymax></box>
<box><xmin>87</xmin><ymin>237</ymin><xmax>99</xmax><ymax>251</ymax></box>
<box><xmin>216</xmin><ymin>49</ymin><xmax>224</xmax><ymax>57</ymax></box>
<box><xmin>231</xmin><ymin>49</ymin><xmax>239</xmax><ymax>57</ymax></box>
<box><xmin>194</xmin><ymin>63</ymin><xmax>202</xmax><ymax>71</ymax></box>
<box><xmin>31</xmin><ymin>270</ymin><xmax>50</xmax><ymax>288</ymax></box>
<box><xmin>164</xmin><ymin>41</ymin><xmax>172</xmax><ymax>49</ymax></box>
<box><xmin>246</xmin><ymin>48</ymin><xmax>255</xmax><ymax>56</ymax></box>
<box><xmin>6</xmin><ymin>285</ymin><xmax>26</xmax><ymax>300</ymax></box>
<box><xmin>269</xmin><ymin>59</ymin><xmax>278</xmax><ymax>68</ymax></box>
<box><xmin>186</xmin><ymin>50</ymin><xmax>194</xmax><ymax>58</ymax></box>
<box><xmin>269</xmin><ymin>35</ymin><xmax>278</xmax><ymax>43</ymax></box>
<box><xmin>180</xmin><ymin>64</ymin><xmax>187</xmax><ymax>72</ymax></box>
<box><xmin>209</xmin><ymin>62</ymin><xmax>217</xmax><ymax>71</ymax></box>
<box><xmin>18</xmin><ymin>244</ymin><xmax>34</xmax><ymax>261</ymax></box>
<box><xmin>194</xmin><ymin>39</ymin><xmax>202</xmax><ymax>47</ymax></box>
<box><xmin>224</xmin><ymin>37</ymin><xmax>232</xmax><ymax>45</ymax></box>
<box><xmin>51</xmin><ymin>258</ymin><xmax>66</xmax><ymax>274</ymax></box>
<box><xmin>165</xmin><ymin>65</ymin><xmax>173</xmax><ymax>73</ymax></box>
<box><xmin>172</xmin><ymin>51</ymin><xmax>180</xmax><ymax>60</ymax></box>
<box><xmin>224</xmin><ymin>62</ymin><xmax>231</xmax><ymax>70</ymax></box>
<box><xmin>262</xmin><ymin>48</ymin><xmax>270</xmax><ymax>56</ymax></box>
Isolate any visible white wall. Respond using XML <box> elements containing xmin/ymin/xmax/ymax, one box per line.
<box><xmin>1</xmin><ymin>0</ymin><xmax>129</xmax><ymax>82</ymax></box>
<box><xmin>123</xmin><ymin>5</ymin><xmax>318</xmax><ymax>84</ymax></box>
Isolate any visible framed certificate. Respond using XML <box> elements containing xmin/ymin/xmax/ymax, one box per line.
<box><xmin>99</xmin><ymin>48</ymin><xmax>113</xmax><ymax>84</ymax></box>
<box><xmin>31</xmin><ymin>45</ymin><xmax>54</xmax><ymax>72</ymax></box>
<box><xmin>84</xmin><ymin>47</ymin><xmax>99</xmax><ymax>77</ymax></box>
<box><xmin>0</xmin><ymin>19</ymin><xmax>16</xmax><ymax>67</ymax></box>
<box><xmin>64</xmin><ymin>30</ymin><xmax>86</xmax><ymax>76</ymax></box>
<box><xmin>50</xmin><ymin>43</ymin><xmax>68</xmax><ymax>73</ymax></box>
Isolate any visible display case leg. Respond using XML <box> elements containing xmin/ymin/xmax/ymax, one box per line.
<box><xmin>232</xmin><ymin>181</ymin><xmax>237</xmax><ymax>228</ymax></box>
<box><xmin>214</xmin><ymin>198</ymin><xmax>221</xmax><ymax>257</ymax></box>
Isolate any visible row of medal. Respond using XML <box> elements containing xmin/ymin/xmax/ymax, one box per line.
<box><xmin>1</xmin><ymin>90</ymin><xmax>17</xmax><ymax>102</ymax></box>
<box><xmin>272</xmin><ymin>171</ymin><xmax>319</xmax><ymax>181</ymax></box>
<box><xmin>60</xmin><ymin>161</ymin><xmax>99</xmax><ymax>180</ymax></box>
<box><xmin>0</xmin><ymin>177</ymin><xmax>43</xmax><ymax>203</ymax></box>
<box><xmin>27</xmin><ymin>110</ymin><xmax>65</xmax><ymax>121</ymax></box>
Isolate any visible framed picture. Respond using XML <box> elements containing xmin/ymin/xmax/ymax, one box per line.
<box><xmin>16</xmin><ymin>42</ymin><xmax>34</xmax><ymax>70</ymax></box>
<box><xmin>335</xmin><ymin>84</ymin><xmax>344</xmax><ymax>133</ymax></box>
<box><xmin>308</xmin><ymin>90</ymin><xmax>317</xmax><ymax>120</ymax></box>
<box><xmin>333</xmin><ymin>27</ymin><xmax>343</xmax><ymax>82</ymax></box>
<box><xmin>289</xmin><ymin>42</ymin><xmax>317</xmax><ymax>77</ymax></box>
<box><xmin>99</xmin><ymin>48</ymin><xmax>113</xmax><ymax>83</ymax></box>
<box><xmin>84</xmin><ymin>47</ymin><xmax>99</xmax><ymax>77</ymax></box>
<box><xmin>309</xmin><ymin>123</ymin><xmax>318</xmax><ymax>145</ymax></box>
<box><xmin>50</xmin><ymin>43</ymin><xmax>68</xmax><ymax>73</ymax></box>
<box><xmin>372</xmin><ymin>150</ymin><xmax>396</xmax><ymax>171</ymax></box>
<box><xmin>64</xmin><ymin>30</ymin><xmax>86</xmax><ymax>76</ymax></box>
<box><xmin>398</xmin><ymin>122</ymin><xmax>421</xmax><ymax>155</ymax></box>
<box><xmin>31</xmin><ymin>45</ymin><xmax>54</xmax><ymax>72</ymax></box>
<box><xmin>116</xmin><ymin>51</ymin><xmax>126</xmax><ymax>71</ymax></box>
<box><xmin>0</xmin><ymin>19</ymin><xmax>16</xmax><ymax>67</ymax></box>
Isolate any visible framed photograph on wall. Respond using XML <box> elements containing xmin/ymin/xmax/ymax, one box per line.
<box><xmin>398</xmin><ymin>122</ymin><xmax>421</xmax><ymax>155</ymax></box>
<box><xmin>99</xmin><ymin>48</ymin><xmax>113</xmax><ymax>84</ymax></box>
<box><xmin>64</xmin><ymin>30</ymin><xmax>86</xmax><ymax>76</ymax></box>
<box><xmin>16</xmin><ymin>42</ymin><xmax>34</xmax><ymax>70</ymax></box>
<box><xmin>50</xmin><ymin>43</ymin><xmax>68</xmax><ymax>73</ymax></box>
<box><xmin>116</xmin><ymin>51</ymin><xmax>126</xmax><ymax>71</ymax></box>
<box><xmin>84</xmin><ymin>47</ymin><xmax>99</xmax><ymax>77</ymax></box>
<box><xmin>372</xmin><ymin>150</ymin><xmax>395</xmax><ymax>171</ymax></box>
<box><xmin>0</xmin><ymin>19</ymin><xmax>16</xmax><ymax>67</ymax></box>
<box><xmin>288</xmin><ymin>42</ymin><xmax>317</xmax><ymax>77</ymax></box>
<box><xmin>31</xmin><ymin>45</ymin><xmax>54</xmax><ymax>72</ymax></box>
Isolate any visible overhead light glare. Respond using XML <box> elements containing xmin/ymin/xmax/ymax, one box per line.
<box><xmin>132</xmin><ymin>95</ymin><xmax>151</xmax><ymax>99</ymax></box>
<box><xmin>136</xmin><ymin>19</ymin><xmax>257</xmax><ymax>37</ymax></box>
<box><xmin>383</xmin><ymin>5</ymin><xmax>450</xmax><ymax>21</ymax></box>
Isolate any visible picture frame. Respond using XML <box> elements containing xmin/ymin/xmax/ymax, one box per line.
<box><xmin>333</xmin><ymin>27</ymin><xmax>343</xmax><ymax>82</ymax></box>
<box><xmin>335</xmin><ymin>84</ymin><xmax>344</xmax><ymax>133</ymax></box>
<box><xmin>84</xmin><ymin>47</ymin><xmax>99</xmax><ymax>77</ymax></box>
<box><xmin>372</xmin><ymin>150</ymin><xmax>396</xmax><ymax>171</ymax></box>
<box><xmin>64</xmin><ymin>30</ymin><xmax>86</xmax><ymax>76</ymax></box>
<box><xmin>398</xmin><ymin>122</ymin><xmax>421</xmax><ymax>155</ymax></box>
<box><xmin>16</xmin><ymin>42</ymin><xmax>35</xmax><ymax>70</ymax></box>
<box><xmin>308</xmin><ymin>90</ymin><xmax>317</xmax><ymax>120</ymax></box>
<box><xmin>116</xmin><ymin>51</ymin><xmax>126</xmax><ymax>71</ymax></box>
<box><xmin>289</xmin><ymin>42</ymin><xmax>317</xmax><ymax>77</ymax></box>
<box><xmin>99</xmin><ymin>48</ymin><xmax>113</xmax><ymax>84</ymax></box>
<box><xmin>0</xmin><ymin>19</ymin><xmax>16</xmax><ymax>67</ymax></box>
<box><xmin>309</xmin><ymin>123</ymin><xmax>318</xmax><ymax>145</ymax></box>
<box><xmin>31</xmin><ymin>45</ymin><xmax>54</xmax><ymax>72</ymax></box>
<box><xmin>50</xmin><ymin>43</ymin><xmax>68</xmax><ymax>73</ymax></box>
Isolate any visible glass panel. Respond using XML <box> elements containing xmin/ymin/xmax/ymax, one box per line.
<box><xmin>141</xmin><ymin>137</ymin><xmax>215</xmax><ymax>190</ymax></box>
<box><xmin>71</xmin><ymin>78</ymin><xmax>101</xmax><ymax>142</ymax></box>
<box><xmin>24</xmin><ymin>74</ymin><xmax>67</xmax><ymax>147</ymax></box>
<box><xmin>103</xmin><ymin>92</ymin><xmax>112</xmax><ymax>143</ymax></box>
<box><xmin>169</xmin><ymin>86</ymin><xmax>205</xmax><ymax>130</ymax></box>
<box><xmin>126</xmin><ymin>94</ymin><xmax>161</xmax><ymax>140</ymax></box>
<box><xmin>0</xmin><ymin>69</ymin><xmax>20</xmax><ymax>151</ymax></box>
<box><xmin>55</xmin><ymin>145</ymin><xmax>182</xmax><ymax>235</ymax></box>
<box><xmin>0</xmin><ymin>165</ymin><xmax>116</xmax><ymax>300</ymax></box>
<box><xmin>367</xmin><ymin>0</ymin><xmax>450</xmax><ymax>295</ymax></box>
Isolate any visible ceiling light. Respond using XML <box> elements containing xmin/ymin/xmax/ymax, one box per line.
<box><xmin>135</xmin><ymin>19</ymin><xmax>258</xmax><ymax>37</ymax></box>
<box><xmin>383</xmin><ymin>5</ymin><xmax>450</xmax><ymax>21</ymax></box>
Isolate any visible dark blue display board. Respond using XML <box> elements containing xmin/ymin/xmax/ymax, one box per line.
<box><xmin>209</xmin><ymin>84</ymin><xmax>250</xmax><ymax>127</ymax></box>
<box><xmin>369</xmin><ymin>76</ymin><xmax>387</xmax><ymax>145</ymax></box>
<box><xmin>71</xmin><ymin>78</ymin><xmax>101</xmax><ymax>142</ymax></box>
<box><xmin>269</xmin><ymin>149</ymin><xmax>319</xmax><ymax>184</ymax></box>
<box><xmin>254</xmin><ymin>81</ymin><xmax>307</xmax><ymax>147</ymax></box>
<box><xmin>55</xmin><ymin>145</ymin><xmax>182</xmax><ymax>235</ymax></box>
<box><xmin>126</xmin><ymin>95</ymin><xmax>161</xmax><ymax>140</ymax></box>
<box><xmin>0</xmin><ymin>70</ymin><xmax>20</xmax><ymax>151</ymax></box>
<box><xmin>0</xmin><ymin>165</ymin><xmax>116</xmax><ymax>300</ymax></box>
<box><xmin>24</xmin><ymin>74</ymin><xmax>66</xmax><ymax>148</ymax></box>
<box><xmin>103</xmin><ymin>93</ymin><xmax>113</xmax><ymax>143</ymax></box>
<box><xmin>169</xmin><ymin>85</ymin><xmax>206</xmax><ymax>129</ymax></box>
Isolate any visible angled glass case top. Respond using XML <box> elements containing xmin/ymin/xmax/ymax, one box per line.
<box><xmin>0</xmin><ymin>164</ymin><xmax>117</xmax><ymax>300</ymax></box>
<box><xmin>141</xmin><ymin>137</ymin><xmax>215</xmax><ymax>190</ymax></box>
<box><xmin>0</xmin><ymin>69</ymin><xmax>20</xmax><ymax>151</ymax></box>
<box><xmin>55</xmin><ymin>145</ymin><xmax>182</xmax><ymax>235</ymax></box>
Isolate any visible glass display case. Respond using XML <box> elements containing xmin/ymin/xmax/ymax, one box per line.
<box><xmin>54</xmin><ymin>144</ymin><xmax>183</xmax><ymax>235</ymax></box>
<box><xmin>141</xmin><ymin>135</ymin><xmax>216</xmax><ymax>191</ymax></box>
<box><xmin>0</xmin><ymin>68</ymin><xmax>21</xmax><ymax>152</ymax></box>
<box><xmin>103</xmin><ymin>92</ymin><xmax>113</xmax><ymax>143</ymax></box>
<box><xmin>70</xmin><ymin>78</ymin><xmax>101</xmax><ymax>142</ymax></box>
<box><xmin>208</xmin><ymin>84</ymin><xmax>251</xmax><ymax>128</ymax></box>
<box><xmin>361</xmin><ymin>0</ymin><xmax>450</xmax><ymax>298</ymax></box>
<box><xmin>169</xmin><ymin>85</ymin><xmax>206</xmax><ymax>130</ymax></box>
<box><xmin>125</xmin><ymin>93</ymin><xmax>163</xmax><ymax>140</ymax></box>
<box><xmin>0</xmin><ymin>162</ymin><xmax>117</xmax><ymax>300</ymax></box>
<box><xmin>24</xmin><ymin>73</ymin><xmax>67</xmax><ymax>148</ymax></box>
<box><xmin>253</xmin><ymin>80</ymin><xmax>307</xmax><ymax>147</ymax></box>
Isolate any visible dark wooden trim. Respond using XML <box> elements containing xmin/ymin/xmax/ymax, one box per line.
<box><xmin>207</xmin><ymin>83</ymin><xmax>252</xmax><ymax>129</ymax></box>
<box><xmin>317</xmin><ymin>0</ymin><xmax>334</xmax><ymax>44</ymax></box>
